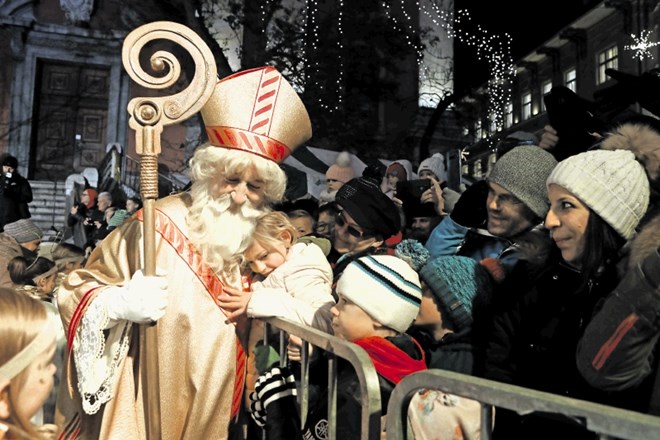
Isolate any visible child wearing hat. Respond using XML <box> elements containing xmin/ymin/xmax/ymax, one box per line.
<box><xmin>485</xmin><ymin>124</ymin><xmax>656</xmax><ymax>438</ymax></box>
<box><xmin>249</xmin><ymin>254</ymin><xmax>426</xmax><ymax>438</ymax></box>
<box><xmin>395</xmin><ymin>240</ymin><xmax>499</xmax><ymax>440</ymax></box>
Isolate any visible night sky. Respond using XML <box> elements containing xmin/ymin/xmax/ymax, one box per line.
<box><xmin>454</xmin><ymin>0</ymin><xmax>601</xmax><ymax>89</ymax></box>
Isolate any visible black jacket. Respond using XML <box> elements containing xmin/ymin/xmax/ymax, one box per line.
<box><xmin>483</xmin><ymin>251</ymin><xmax>646</xmax><ymax>439</ymax></box>
<box><xmin>0</xmin><ymin>172</ymin><xmax>32</xmax><ymax>230</ymax></box>
<box><xmin>576</xmin><ymin>246</ymin><xmax>660</xmax><ymax>415</ymax></box>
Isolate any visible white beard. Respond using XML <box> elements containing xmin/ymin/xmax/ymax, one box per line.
<box><xmin>187</xmin><ymin>190</ymin><xmax>263</xmax><ymax>274</ymax></box>
<box><xmin>318</xmin><ymin>188</ymin><xmax>338</xmax><ymax>204</ymax></box>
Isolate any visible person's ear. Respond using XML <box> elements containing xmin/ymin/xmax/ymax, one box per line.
<box><xmin>280</xmin><ymin>230</ymin><xmax>294</xmax><ymax>245</ymax></box>
<box><xmin>0</xmin><ymin>378</ymin><xmax>11</xmax><ymax>419</ymax></box>
<box><xmin>369</xmin><ymin>238</ymin><xmax>384</xmax><ymax>249</ymax></box>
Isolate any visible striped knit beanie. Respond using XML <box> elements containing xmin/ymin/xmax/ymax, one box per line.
<box><xmin>336</xmin><ymin>255</ymin><xmax>422</xmax><ymax>332</ymax></box>
<box><xmin>4</xmin><ymin>219</ymin><xmax>43</xmax><ymax>243</ymax></box>
<box><xmin>546</xmin><ymin>149</ymin><xmax>649</xmax><ymax>240</ymax></box>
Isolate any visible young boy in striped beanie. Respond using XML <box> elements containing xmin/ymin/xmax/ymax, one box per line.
<box><xmin>249</xmin><ymin>254</ymin><xmax>426</xmax><ymax>438</ymax></box>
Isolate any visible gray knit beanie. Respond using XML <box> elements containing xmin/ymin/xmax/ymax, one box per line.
<box><xmin>488</xmin><ymin>145</ymin><xmax>558</xmax><ymax>219</ymax></box>
<box><xmin>546</xmin><ymin>149</ymin><xmax>649</xmax><ymax>240</ymax></box>
<box><xmin>418</xmin><ymin>153</ymin><xmax>446</xmax><ymax>183</ymax></box>
<box><xmin>3</xmin><ymin>219</ymin><xmax>43</xmax><ymax>243</ymax></box>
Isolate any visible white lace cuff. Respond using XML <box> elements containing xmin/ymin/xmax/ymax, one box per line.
<box><xmin>73</xmin><ymin>287</ymin><xmax>132</xmax><ymax>415</ymax></box>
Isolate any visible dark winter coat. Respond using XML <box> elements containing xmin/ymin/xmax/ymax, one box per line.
<box><xmin>301</xmin><ymin>334</ymin><xmax>425</xmax><ymax>440</ymax></box>
<box><xmin>0</xmin><ymin>172</ymin><xmax>32</xmax><ymax>230</ymax></box>
<box><xmin>483</xmin><ymin>249</ymin><xmax>646</xmax><ymax>439</ymax></box>
<box><xmin>576</xmin><ymin>214</ymin><xmax>660</xmax><ymax>415</ymax></box>
<box><xmin>407</xmin><ymin>325</ymin><xmax>475</xmax><ymax>374</ymax></box>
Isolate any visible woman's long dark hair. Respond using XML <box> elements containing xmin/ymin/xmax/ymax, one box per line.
<box><xmin>578</xmin><ymin>209</ymin><xmax>626</xmax><ymax>283</ymax></box>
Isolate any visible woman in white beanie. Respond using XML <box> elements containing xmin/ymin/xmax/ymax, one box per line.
<box><xmin>484</xmin><ymin>127</ymin><xmax>654</xmax><ymax>439</ymax></box>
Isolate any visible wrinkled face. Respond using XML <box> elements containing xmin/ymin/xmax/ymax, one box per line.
<box><xmin>14</xmin><ymin>339</ymin><xmax>56</xmax><ymax>420</ymax></box>
<box><xmin>331</xmin><ymin>294</ymin><xmax>378</xmax><ymax>341</ymax></box>
<box><xmin>486</xmin><ymin>182</ymin><xmax>535</xmax><ymax>238</ymax></box>
<box><xmin>245</xmin><ymin>239</ymin><xmax>288</xmax><ymax>277</ymax></box>
<box><xmin>289</xmin><ymin>216</ymin><xmax>314</xmax><ymax>238</ymax></box>
<box><xmin>211</xmin><ymin>165</ymin><xmax>266</xmax><ymax>211</ymax></box>
<box><xmin>97</xmin><ymin>195</ymin><xmax>112</xmax><ymax>213</ymax></box>
<box><xmin>545</xmin><ymin>184</ymin><xmax>590</xmax><ymax>267</ymax></box>
<box><xmin>326</xmin><ymin>179</ymin><xmax>343</xmax><ymax>192</ymax></box>
<box><xmin>315</xmin><ymin>211</ymin><xmax>335</xmax><ymax>239</ymax></box>
<box><xmin>332</xmin><ymin>209</ymin><xmax>378</xmax><ymax>255</ymax></box>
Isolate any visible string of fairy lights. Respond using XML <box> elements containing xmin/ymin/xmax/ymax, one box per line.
<box><xmin>204</xmin><ymin>1</ymin><xmax>657</xmax><ymax>148</ymax></box>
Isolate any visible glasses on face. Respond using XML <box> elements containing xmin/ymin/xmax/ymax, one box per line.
<box><xmin>335</xmin><ymin>211</ymin><xmax>370</xmax><ymax>239</ymax></box>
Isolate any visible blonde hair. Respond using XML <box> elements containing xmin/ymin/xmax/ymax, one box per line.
<box><xmin>189</xmin><ymin>144</ymin><xmax>287</xmax><ymax>204</ymax></box>
<box><xmin>247</xmin><ymin>211</ymin><xmax>297</xmax><ymax>262</ymax></box>
<box><xmin>0</xmin><ymin>287</ymin><xmax>49</xmax><ymax>439</ymax></box>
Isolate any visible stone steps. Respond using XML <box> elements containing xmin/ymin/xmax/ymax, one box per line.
<box><xmin>27</xmin><ymin>180</ymin><xmax>68</xmax><ymax>242</ymax></box>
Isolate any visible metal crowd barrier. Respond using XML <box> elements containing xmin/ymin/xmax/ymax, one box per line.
<box><xmin>386</xmin><ymin>369</ymin><xmax>660</xmax><ymax>440</ymax></box>
<box><xmin>263</xmin><ymin>317</ymin><xmax>382</xmax><ymax>440</ymax></box>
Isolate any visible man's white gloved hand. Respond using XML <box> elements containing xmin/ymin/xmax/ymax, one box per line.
<box><xmin>103</xmin><ymin>270</ymin><xmax>168</xmax><ymax>324</ymax></box>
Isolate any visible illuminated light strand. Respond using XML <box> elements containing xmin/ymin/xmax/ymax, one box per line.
<box><xmin>201</xmin><ymin>1</ymin><xmax>514</xmax><ymax>127</ymax></box>
<box><xmin>387</xmin><ymin>3</ymin><xmax>514</xmax><ymax>147</ymax></box>
<box><xmin>624</xmin><ymin>29</ymin><xmax>660</xmax><ymax>60</ymax></box>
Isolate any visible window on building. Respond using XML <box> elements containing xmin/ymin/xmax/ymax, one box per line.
<box><xmin>541</xmin><ymin>81</ymin><xmax>552</xmax><ymax>112</ymax></box>
<box><xmin>505</xmin><ymin>101</ymin><xmax>513</xmax><ymax>128</ymax></box>
<box><xmin>522</xmin><ymin>91</ymin><xmax>532</xmax><ymax>120</ymax></box>
<box><xmin>597</xmin><ymin>45</ymin><xmax>618</xmax><ymax>85</ymax></box>
<box><xmin>489</xmin><ymin>112</ymin><xmax>499</xmax><ymax>134</ymax></box>
<box><xmin>565</xmin><ymin>68</ymin><xmax>577</xmax><ymax>92</ymax></box>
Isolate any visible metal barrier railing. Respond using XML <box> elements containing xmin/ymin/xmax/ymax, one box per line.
<box><xmin>386</xmin><ymin>369</ymin><xmax>660</xmax><ymax>440</ymax></box>
<box><xmin>263</xmin><ymin>317</ymin><xmax>383</xmax><ymax>440</ymax></box>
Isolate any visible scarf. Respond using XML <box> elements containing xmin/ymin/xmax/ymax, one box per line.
<box><xmin>354</xmin><ymin>336</ymin><xmax>426</xmax><ymax>385</ymax></box>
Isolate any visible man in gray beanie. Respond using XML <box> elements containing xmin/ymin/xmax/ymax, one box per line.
<box><xmin>425</xmin><ymin>145</ymin><xmax>558</xmax><ymax>276</ymax></box>
<box><xmin>0</xmin><ymin>218</ymin><xmax>43</xmax><ymax>287</ymax></box>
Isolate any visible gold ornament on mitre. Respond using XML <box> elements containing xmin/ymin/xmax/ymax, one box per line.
<box><xmin>200</xmin><ymin>66</ymin><xmax>312</xmax><ymax>163</ymax></box>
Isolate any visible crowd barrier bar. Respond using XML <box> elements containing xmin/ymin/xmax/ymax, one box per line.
<box><xmin>386</xmin><ymin>369</ymin><xmax>660</xmax><ymax>440</ymax></box>
<box><xmin>264</xmin><ymin>317</ymin><xmax>383</xmax><ymax>440</ymax></box>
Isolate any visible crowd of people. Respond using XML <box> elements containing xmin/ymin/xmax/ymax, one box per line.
<box><xmin>1</xmin><ymin>63</ymin><xmax>659</xmax><ymax>440</ymax></box>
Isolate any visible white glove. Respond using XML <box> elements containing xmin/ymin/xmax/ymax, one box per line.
<box><xmin>101</xmin><ymin>270</ymin><xmax>168</xmax><ymax>324</ymax></box>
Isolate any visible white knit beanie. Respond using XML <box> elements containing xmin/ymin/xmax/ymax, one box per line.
<box><xmin>546</xmin><ymin>149</ymin><xmax>650</xmax><ymax>240</ymax></box>
<box><xmin>336</xmin><ymin>255</ymin><xmax>422</xmax><ymax>333</ymax></box>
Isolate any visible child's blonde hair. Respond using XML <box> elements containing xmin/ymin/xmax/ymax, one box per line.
<box><xmin>247</xmin><ymin>211</ymin><xmax>297</xmax><ymax>262</ymax></box>
<box><xmin>0</xmin><ymin>287</ymin><xmax>51</xmax><ymax>439</ymax></box>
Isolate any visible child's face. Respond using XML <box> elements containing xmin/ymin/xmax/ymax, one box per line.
<box><xmin>245</xmin><ymin>239</ymin><xmax>288</xmax><ymax>277</ymax></box>
<box><xmin>126</xmin><ymin>199</ymin><xmax>139</xmax><ymax>213</ymax></box>
<box><xmin>14</xmin><ymin>339</ymin><xmax>57</xmax><ymax>420</ymax></box>
<box><xmin>289</xmin><ymin>217</ymin><xmax>314</xmax><ymax>238</ymax></box>
<box><xmin>415</xmin><ymin>286</ymin><xmax>442</xmax><ymax>326</ymax></box>
<box><xmin>331</xmin><ymin>294</ymin><xmax>378</xmax><ymax>342</ymax></box>
<box><xmin>38</xmin><ymin>273</ymin><xmax>58</xmax><ymax>296</ymax></box>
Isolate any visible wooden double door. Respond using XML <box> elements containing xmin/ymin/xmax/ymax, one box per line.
<box><xmin>31</xmin><ymin>60</ymin><xmax>110</xmax><ymax>181</ymax></box>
